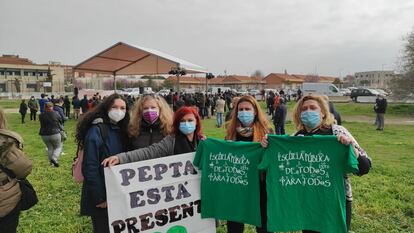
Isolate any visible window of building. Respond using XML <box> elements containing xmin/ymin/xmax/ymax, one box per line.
<box><xmin>26</xmin><ymin>83</ymin><xmax>37</xmax><ymax>89</ymax></box>
<box><xmin>0</xmin><ymin>83</ymin><xmax>5</xmax><ymax>92</ymax></box>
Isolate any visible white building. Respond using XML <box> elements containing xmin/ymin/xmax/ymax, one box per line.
<box><xmin>0</xmin><ymin>55</ymin><xmax>65</xmax><ymax>97</ymax></box>
<box><xmin>354</xmin><ymin>70</ymin><xmax>396</xmax><ymax>89</ymax></box>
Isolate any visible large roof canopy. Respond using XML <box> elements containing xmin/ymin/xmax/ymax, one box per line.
<box><xmin>74</xmin><ymin>42</ymin><xmax>206</xmax><ymax>75</ymax></box>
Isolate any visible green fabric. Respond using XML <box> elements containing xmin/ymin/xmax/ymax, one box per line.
<box><xmin>194</xmin><ymin>137</ymin><xmax>263</xmax><ymax>226</ymax></box>
<box><xmin>258</xmin><ymin>135</ymin><xmax>359</xmax><ymax>233</ymax></box>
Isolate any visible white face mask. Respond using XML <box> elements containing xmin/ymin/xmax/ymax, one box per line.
<box><xmin>108</xmin><ymin>109</ymin><xmax>126</xmax><ymax>123</ymax></box>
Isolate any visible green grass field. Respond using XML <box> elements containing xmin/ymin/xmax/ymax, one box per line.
<box><xmin>2</xmin><ymin>103</ymin><xmax>414</xmax><ymax>233</ymax></box>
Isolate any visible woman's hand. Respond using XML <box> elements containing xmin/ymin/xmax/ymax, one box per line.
<box><xmin>200</xmin><ymin>134</ymin><xmax>207</xmax><ymax>141</ymax></box>
<box><xmin>261</xmin><ymin>134</ymin><xmax>268</xmax><ymax>148</ymax></box>
<box><xmin>101</xmin><ymin>156</ymin><xmax>120</xmax><ymax>167</ymax></box>
<box><xmin>96</xmin><ymin>202</ymin><xmax>107</xmax><ymax>208</ymax></box>
<box><xmin>337</xmin><ymin>134</ymin><xmax>352</xmax><ymax>146</ymax></box>
<box><xmin>337</xmin><ymin>134</ymin><xmax>359</xmax><ymax>158</ymax></box>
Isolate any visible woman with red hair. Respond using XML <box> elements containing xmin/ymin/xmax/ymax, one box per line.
<box><xmin>102</xmin><ymin>106</ymin><xmax>204</xmax><ymax>166</ymax></box>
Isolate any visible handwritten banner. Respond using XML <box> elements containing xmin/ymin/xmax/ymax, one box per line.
<box><xmin>104</xmin><ymin>152</ymin><xmax>216</xmax><ymax>233</ymax></box>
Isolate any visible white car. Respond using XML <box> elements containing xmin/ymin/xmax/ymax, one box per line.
<box><xmin>157</xmin><ymin>89</ymin><xmax>170</xmax><ymax>96</ymax></box>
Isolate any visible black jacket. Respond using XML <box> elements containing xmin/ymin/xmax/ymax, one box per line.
<box><xmin>19</xmin><ymin>103</ymin><xmax>28</xmax><ymax>114</ymax></box>
<box><xmin>128</xmin><ymin>119</ymin><xmax>166</xmax><ymax>150</ymax></box>
<box><xmin>39</xmin><ymin>111</ymin><xmax>62</xmax><ymax>136</ymax></box>
<box><xmin>374</xmin><ymin>98</ymin><xmax>387</xmax><ymax>114</ymax></box>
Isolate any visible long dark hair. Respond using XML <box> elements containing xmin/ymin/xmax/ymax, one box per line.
<box><xmin>75</xmin><ymin>93</ymin><xmax>130</xmax><ymax>148</ymax></box>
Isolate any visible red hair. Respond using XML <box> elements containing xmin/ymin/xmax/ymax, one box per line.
<box><xmin>173</xmin><ymin>106</ymin><xmax>203</xmax><ymax>136</ymax></box>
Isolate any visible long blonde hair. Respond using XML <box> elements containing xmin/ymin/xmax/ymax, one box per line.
<box><xmin>128</xmin><ymin>95</ymin><xmax>173</xmax><ymax>137</ymax></box>
<box><xmin>226</xmin><ymin>95</ymin><xmax>272</xmax><ymax>142</ymax></box>
<box><xmin>0</xmin><ymin>108</ymin><xmax>7</xmax><ymax>129</ymax></box>
<box><xmin>292</xmin><ymin>95</ymin><xmax>335</xmax><ymax>131</ymax></box>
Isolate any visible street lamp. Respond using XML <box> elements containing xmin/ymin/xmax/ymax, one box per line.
<box><xmin>168</xmin><ymin>67</ymin><xmax>186</xmax><ymax>97</ymax></box>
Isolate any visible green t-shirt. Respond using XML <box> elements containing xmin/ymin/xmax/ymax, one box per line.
<box><xmin>193</xmin><ymin>137</ymin><xmax>264</xmax><ymax>226</ymax></box>
<box><xmin>258</xmin><ymin>135</ymin><xmax>359</xmax><ymax>233</ymax></box>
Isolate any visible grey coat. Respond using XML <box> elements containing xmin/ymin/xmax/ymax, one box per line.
<box><xmin>117</xmin><ymin>135</ymin><xmax>176</xmax><ymax>164</ymax></box>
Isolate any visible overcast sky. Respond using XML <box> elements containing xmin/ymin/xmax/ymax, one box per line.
<box><xmin>1</xmin><ymin>0</ymin><xmax>413</xmax><ymax>77</ymax></box>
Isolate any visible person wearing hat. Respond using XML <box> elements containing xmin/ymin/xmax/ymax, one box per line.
<box><xmin>374</xmin><ymin>94</ymin><xmax>387</xmax><ymax>131</ymax></box>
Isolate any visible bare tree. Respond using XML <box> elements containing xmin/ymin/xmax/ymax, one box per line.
<box><xmin>391</xmin><ymin>27</ymin><xmax>414</xmax><ymax>98</ymax></box>
<box><xmin>251</xmin><ymin>70</ymin><xmax>264</xmax><ymax>78</ymax></box>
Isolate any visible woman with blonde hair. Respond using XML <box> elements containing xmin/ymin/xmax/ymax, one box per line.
<box><xmin>225</xmin><ymin>95</ymin><xmax>273</xmax><ymax>233</ymax></box>
<box><xmin>128</xmin><ymin>95</ymin><xmax>173</xmax><ymax>150</ymax></box>
<box><xmin>263</xmin><ymin>94</ymin><xmax>371</xmax><ymax>232</ymax></box>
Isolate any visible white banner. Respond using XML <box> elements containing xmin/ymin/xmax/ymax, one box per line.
<box><xmin>104</xmin><ymin>152</ymin><xmax>216</xmax><ymax>233</ymax></box>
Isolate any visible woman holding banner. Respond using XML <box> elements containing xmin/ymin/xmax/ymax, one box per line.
<box><xmin>102</xmin><ymin>106</ymin><xmax>204</xmax><ymax>166</ymax></box>
<box><xmin>225</xmin><ymin>95</ymin><xmax>273</xmax><ymax>233</ymax></box>
<box><xmin>75</xmin><ymin>94</ymin><xmax>130</xmax><ymax>233</ymax></box>
<box><xmin>262</xmin><ymin>94</ymin><xmax>371</xmax><ymax>232</ymax></box>
<box><xmin>128</xmin><ymin>94</ymin><xmax>173</xmax><ymax>150</ymax></box>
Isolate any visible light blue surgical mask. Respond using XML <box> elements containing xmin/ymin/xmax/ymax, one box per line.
<box><xmin>179</xmin><ymin>121</ymin><xmax>196</xmax><ymax>135</ymax></box>
<box><xmin>237</xmin><ymin>111</ymin><xmax>255</xmax><ymax>126</ymax></box>
<box><xmin>300</xmin><ymin>111</ymin><xmax>321</xmax><ymax>129</ymax></box>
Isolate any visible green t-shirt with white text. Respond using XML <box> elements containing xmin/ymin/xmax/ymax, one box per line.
<box><xmin>258</xmin><ymin>135</ymin><xmax>359</xmax><ymax>233</ymax></box>
<box><xmin>193</xmin><ymin>138</ymin><xmax>263</xmax><ymax>227</ymax></box>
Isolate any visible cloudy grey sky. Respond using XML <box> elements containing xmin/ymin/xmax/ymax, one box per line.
<box><xmin>1</xmin><ymin>0</ymin><xmax>413</xmax><ymax>77</ymax></box>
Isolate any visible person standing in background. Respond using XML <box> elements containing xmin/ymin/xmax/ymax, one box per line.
<box><xmin>72</xmin><ymin>95</ymin><xmax>81</xmax><ymax>120</ymax></box>
<box><xmin>215</xmin><ymin>95</ymin><xmax>225</xmax><ymax>128</ymax></box>
<box><xmin>64</xmin><ymin>95</ymin><xmax>71</xmax><ymax>119</ymax></box>
<box><xmin>38</xmin><ymin>93</ymin><xmax>49</xmax><ymax>114</ymax></box>
<box><xmin>374</xmin><ymin>94</ymin><xmax>387</xmax><ymax>131</ymax></box>
<box><xmin>80</xmin><ymin>95</ymin><xmax>89</xmax><ymax>114</ymax></box>
<box><xmin>27</xmin><ymin>96</ymin><xmax>38</xmax><ymax>121</ymax></box>
<box><xmin>273</xmin><ymin>96</ymin><xmax>287</xmax><ymax>135</ymax></box>
<box><xmin>19</xmin><ymin>100</ymin><xmax>28</xmax><ymax>124</ymax></box>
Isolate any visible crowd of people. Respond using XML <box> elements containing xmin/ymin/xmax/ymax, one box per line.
<box><xmin>0</xmin><ymin>89</ymin><xmax>375</xmax><ymax>233</ymax></box>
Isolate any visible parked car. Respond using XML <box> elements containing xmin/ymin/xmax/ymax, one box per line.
<box><xmin>120</xmin><ymin>88</ymin><xmax>140</xmax><ymax>97</ymax></box>
<box><xmin>302</xmin><ymin>83</ymin><xmax>342</xmax><ymax>96</ymax></box>
<box><xmin>339</xmin><ymin>88</ymin><xmax>351</xmax><ymax>96</ymax></box>
<box><xmin>249</xmin><ymin>89</ymin><xmax>261</xmax><ymax>95</ymax></box>
<box><xmin>237</xmin><ymin>89</ymin><xmax>248</xmax><ymax>95</ymax></box>
<box><xmin>372</xmin><ymin>89</ymin><xmax>389</xmax><ymax>96</ymax></box>
<box><xmin>350</xmin><ymin>88</ymin><xmax>380</xmax><ymax>102</ymax></box>
<box><xmin>157</xmin><ymin>89</ymin><xmax>171</xmax><ymax>96</ymax></box>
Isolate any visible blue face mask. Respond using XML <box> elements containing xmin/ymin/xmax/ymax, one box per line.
<box><xmin>179</xmin><ymin>121</ymin><xmax>196</xmax><ymax>135</ymax></box>
<box><xmin>300</xmin><ymin>111</ymin><xmax>321</xmax><ymax>129</ymax></box>
<box><xmin>237</xmin><ymin>111</ymin><xmax>255</xmax><ymax>126</ymax></box>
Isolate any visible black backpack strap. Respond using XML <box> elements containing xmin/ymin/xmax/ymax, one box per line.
<box><xmin>0</xmin><ymin>164</ymin><xmax>16</xmax><ymax>179</ymax></box>
<box><xmin>96</xmin><ymin>123</ymin><xmax>110</xmax><ymax>157</ymax></box>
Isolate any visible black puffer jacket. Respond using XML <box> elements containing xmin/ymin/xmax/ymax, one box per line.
<box><xmin>39</xmin><ymin>111</ymin><xmax>62</xmax><ymax>136</ymax></box>
<box><xmin>128</xmin><ymin>119</ymin><xmax>166</xmax><ymax>150</ymax></box>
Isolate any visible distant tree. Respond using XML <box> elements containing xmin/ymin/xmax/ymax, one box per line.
<box><xmin>251</xmin><ymin>70</ymin><xmax>264</xmax><ymax>78</ymax></box>
<box><xmin>14</xmin><ymin>78</ymin><xmax>21</xmax><ymax>93</ymax></box>
<box><xmin>333</xmin><ymin>78</ymin><xmax>343</xmax><ymax>86</ymax></box>
<box><xmin>391</xmin><ymin>27</ymin><xmax>414</xmax><ymax>98</ymax></box>
<box><xmin>162</xmin><ymin>79</ymin><xmax>175</xmax><ymax>90</ymax></box>
<box><xmin>103</xmin><ymin>79</ymin><xmax>114</xmax><ymax>90</ymax></box>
